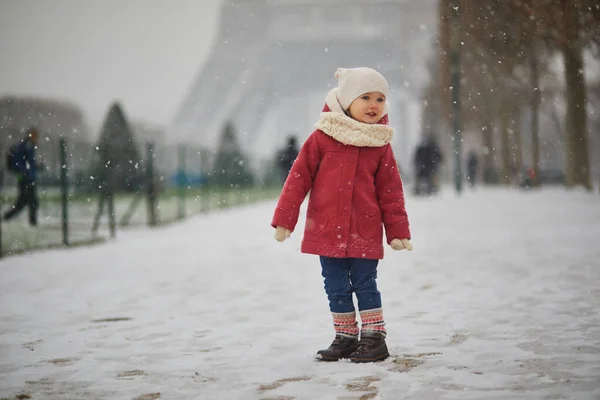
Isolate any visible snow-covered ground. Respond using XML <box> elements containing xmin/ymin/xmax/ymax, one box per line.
<box><xmin>1</xmin><ymin>186</ymin><xmax>599</xmax><ymax>400</ymax></box>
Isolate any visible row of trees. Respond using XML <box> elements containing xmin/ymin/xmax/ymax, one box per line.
<box><xmin>87</xmin><ymin>105</ymin><xmax>258</xmax><ymax>193</ymax></box>
<box><xmin>431</xmin><ymin>0</ymin><xmax>599</xmax><ymax>188</ymax></box>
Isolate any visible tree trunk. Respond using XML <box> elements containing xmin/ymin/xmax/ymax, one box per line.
<box><xmin>562</xmin><ymin>0</ymin><xmax>591</xmax><ymax>189</ymax></box>
<box><xmin>482</xmin><ymin>123</ymin><xmax>497</xmax><ymax>183</ymax></box>
<box><xmin>500</xmin><ymin>104</ymin><xmax>511</xmax><ymax>184</ymax></box>
<box><xmin>513</xmin><ymin>109</ymin><xmax>523</xmax><ymax>184</ymax></box>
<box><xmin>530</xmin><ymin>52</ymin><xmax>541</xmax><ymax>187</ymax></box>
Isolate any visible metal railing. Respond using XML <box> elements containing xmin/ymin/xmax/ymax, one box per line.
<box><xmin>0</xmin><ymin>138</ymin><xmax>282</xmax><ymax>258</ymax></box>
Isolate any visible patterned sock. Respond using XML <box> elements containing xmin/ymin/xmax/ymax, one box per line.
<box><xmin>332</xmin><ymin>311</ymin><xmax>359</xmax><ymax>338</ymax></box>
<box><xmin>360</xmin><ymin>308</ymin><xmax>386</xmax><ymax>337</ymax></box>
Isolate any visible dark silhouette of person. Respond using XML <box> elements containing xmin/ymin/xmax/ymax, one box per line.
<box><xmin>413</xmin><ymin>136</ymin><xmax>443</xmax><ymax>195</ymax></box>
<box><xmin>278</xmin><ymin>135</ymin><xmax>299</xmax><ymax>183</ymax></box>
<box><xmin>4</xmin><ymin>127</ymin><xmax>40</xmax><ymax>226</ymax></box>
<box><xmin>466</xmin><ymin>151</ymin><xmax>478</xmax><ymax>188</ymax></box>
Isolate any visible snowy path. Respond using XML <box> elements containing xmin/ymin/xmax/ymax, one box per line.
<box><xmin>1</xmin><ymin>187</ymin><xmax>599</xmax><ymax>400</ymax></box>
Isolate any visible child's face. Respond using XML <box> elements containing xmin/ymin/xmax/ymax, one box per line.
<box><xmin>347</xmin><ymin>91</ymin><xmax>386</xmax><ymax>124</ymax></box>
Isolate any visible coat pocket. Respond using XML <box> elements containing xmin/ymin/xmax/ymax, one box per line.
<box><xmin>357</xmin><ymin>212</ymin><xmax>381</xmax><ymax>240</ymax></box>
<box><xmin>305</xmin><ymin>208</ymin><xmax>329</xmax><ymax>236</ymax></box>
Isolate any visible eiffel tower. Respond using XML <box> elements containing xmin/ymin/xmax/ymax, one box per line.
<box><xmin>169</xmin><ymin>0</ymin><xmax>437</xmax><ymax>168</ymax></box>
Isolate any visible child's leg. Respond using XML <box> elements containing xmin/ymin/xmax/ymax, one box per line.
<box><xmin>349</xmin><ymin>258</ymin><xmax>386</xmax><ymax>336</ymax></box>
<box><xmin>320</xmin><ymin>256</ymin><xmax>359</xmax><ymax>337</ymax></box>
<box><xmin>317</xmin><ymin>256</ymin><xmax>359</xmax><ymax>360</ymax></box>
<box><xmin>346</xmin><ymin>258</ymin><xmax>389</xmax><ymax>362</ymax></box>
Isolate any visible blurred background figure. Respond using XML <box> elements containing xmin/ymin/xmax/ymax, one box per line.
<box><xmin>277</xmin><ymin>134</ymin><xmax>299</xmax><ymax>184</ymax></box>
<box><xmin>466</xmin><ymin>150</ymin><xmax>478</xmax><ymax>188</ymax></box>
<box><xmin>413</xmin><ymin>135</ymin><xmax>443</xmax><ymax>195</ymax></box>
<box><xmin>3</xmin><ymin>127</ymin><xmax>40</xmax><ymax>226</ymax></box>
<box><xmin>521</xmin><ymin>167</ymin><xmax>538</xmax><ymax>189</ymax></box>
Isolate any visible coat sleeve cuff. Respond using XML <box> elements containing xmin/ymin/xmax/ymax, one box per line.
<box><xmin>271</xmin><ymin>207</ymin><xmax>297</xmax><ymax>232</ymax></box>
<box><xmin>385</xmin><ymin>224</ymin><xmax>411</xmax><ymax>244</ymax></box>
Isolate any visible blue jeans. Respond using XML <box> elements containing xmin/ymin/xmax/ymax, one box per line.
<box><xmin>320</xmin><ymin>257</ymin><xmax>382</xmax><ymax>313</ymax></box>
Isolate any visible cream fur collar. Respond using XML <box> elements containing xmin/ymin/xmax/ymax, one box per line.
<box><xmin>315</xmin><ymin>88</ymin><xmax>393</xmax><ymax>148</ymax></box>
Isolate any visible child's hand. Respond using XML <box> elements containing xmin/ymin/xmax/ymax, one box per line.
<box><xmin>390</xmin><ymin>238</ymin><xmax>413</xmax><ymax>251</ymax></box>
<box><xmin>274</xmin><ymin>226</ymin><xmax>291</xmax><ymax>242</ymax></box>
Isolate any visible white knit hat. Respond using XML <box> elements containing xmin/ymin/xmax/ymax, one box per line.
<box><xmin>334</xmin><ymin>67</ymin><xmax>389</xmax><ymax>110</ymax></box>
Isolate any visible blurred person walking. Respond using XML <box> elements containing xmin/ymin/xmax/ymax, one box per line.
<box><xmin>413</xmin><ymin>136</ymin><xmax>443</xmax><ymax>195</ymax></box>
<box><xmin>3</xmin><ymin>127</ymin><xmax>40</xmax><ymax>226</ymax></box>
<box><xmin>277</xmin><ymin>134</ymin><xmax>299</xmax><ymax>184</ymax></box>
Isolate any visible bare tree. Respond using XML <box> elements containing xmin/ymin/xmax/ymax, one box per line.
<box><xmin>436</xmin><ymin>0</ymin><xmax>600</xmax><ymax>188</ymax></box>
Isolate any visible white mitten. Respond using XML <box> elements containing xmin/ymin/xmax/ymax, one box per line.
<box><xmin>274</xmin><ymin>226</ymin><xmax>291</xmax><ymax>242</ymax></box>
<box><xmin>390</xmin><ymin>238</ymin><xmax>413</xmax><ymax>251</ymax></box>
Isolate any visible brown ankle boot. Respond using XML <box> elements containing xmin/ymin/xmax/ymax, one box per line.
<box><xmin>349</xmin><ymin>331</ymin><xmax>389</xmax><ymax>363</ymax></box>
<box><xmin>316</xmin><ymin>335</ymin><xmax>359</xmax><ymax>361</ymax></box>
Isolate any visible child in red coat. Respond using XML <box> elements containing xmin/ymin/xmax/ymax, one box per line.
<box><xmin>271</xmin><ymin>67</ymin><xmax>412</xmax><ymax>363</ymax></box>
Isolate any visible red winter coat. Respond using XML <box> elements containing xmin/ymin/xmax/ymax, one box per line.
<box><xmin>272</xmin><ymin>95</ymin><xmax>410</xmax><ymax>260</ymax></box>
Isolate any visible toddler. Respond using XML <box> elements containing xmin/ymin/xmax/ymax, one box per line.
<box><xmin>271</xmin><ymin>67</ymin><xmax>412</xmax><ymax>363</ymax></box>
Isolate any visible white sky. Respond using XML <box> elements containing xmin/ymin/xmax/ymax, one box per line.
<box><xmin>0</xmin><ymin>0</ymin><xmax>222</xmax><ymax>131</ymax></box>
